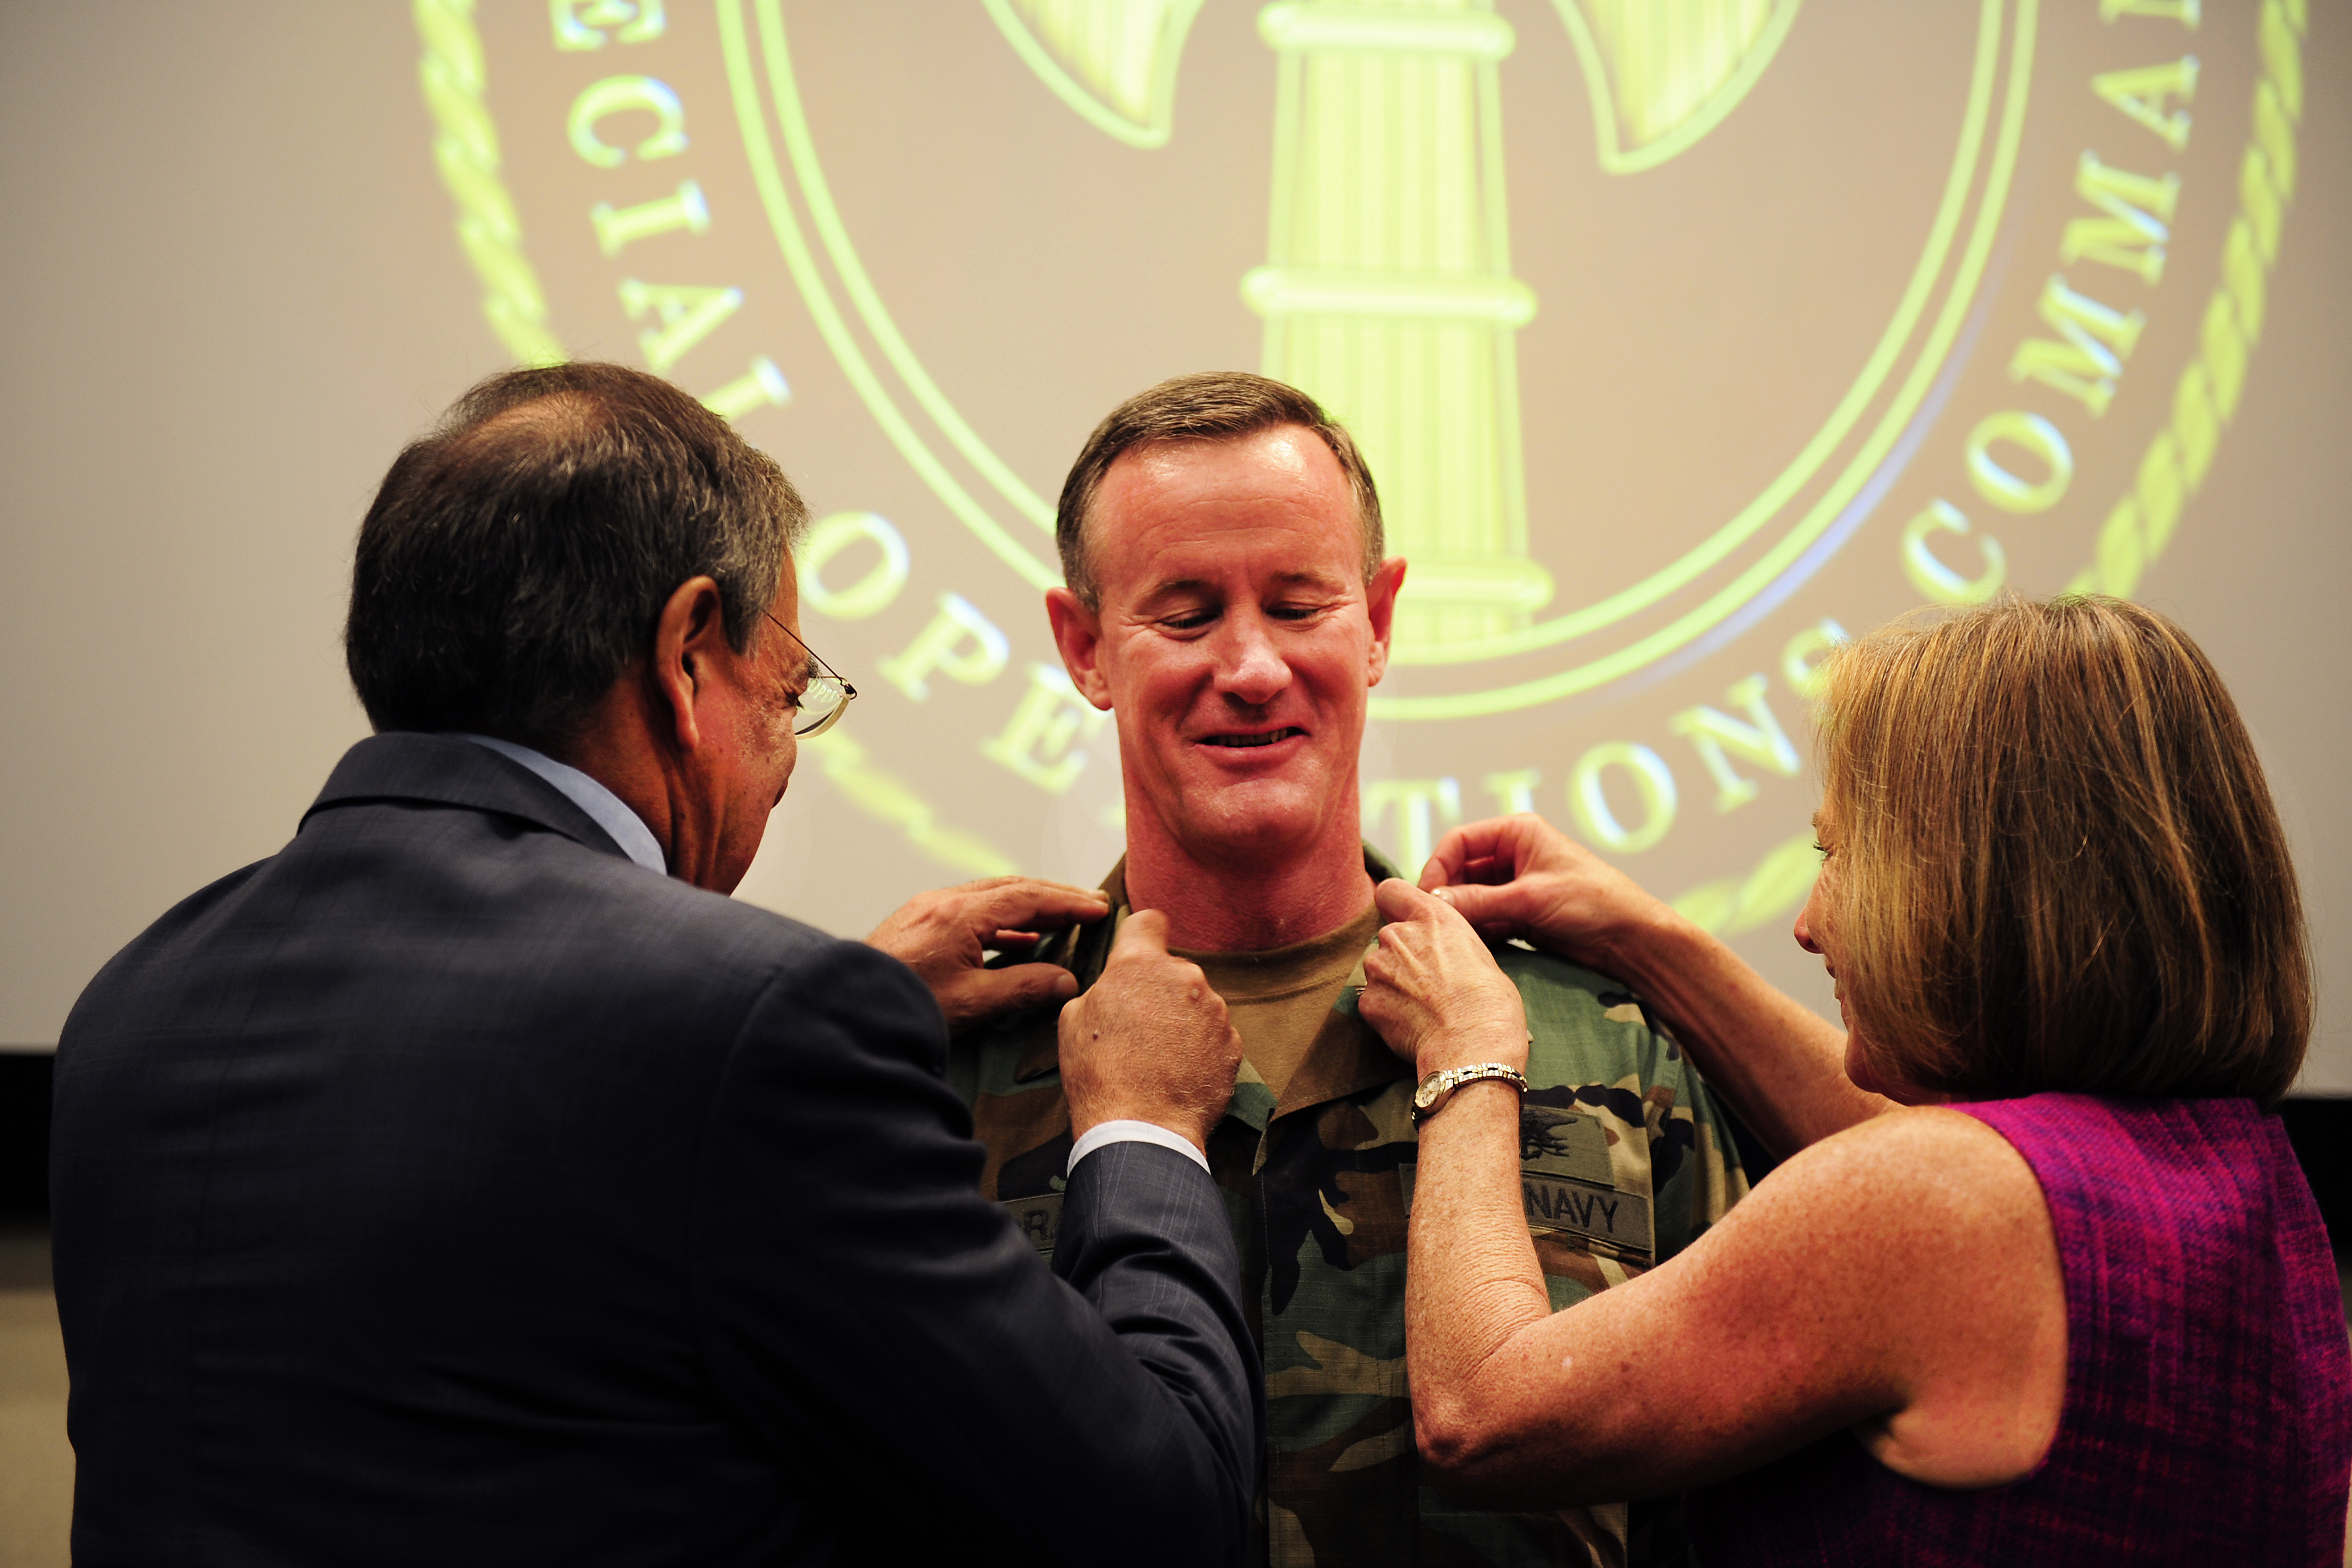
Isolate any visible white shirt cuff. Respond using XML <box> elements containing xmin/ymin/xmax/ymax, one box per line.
<box><xmin>1066</xmin><ymin>1119</ymin><xmax>1211</xmax><ymax>1177</ymax></box>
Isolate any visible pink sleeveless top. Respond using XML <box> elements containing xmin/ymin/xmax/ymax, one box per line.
<box><xmin>1687</xmin><ymin>1094</ymin><xmax>2351</xmax><ymax>1565</ymax></box>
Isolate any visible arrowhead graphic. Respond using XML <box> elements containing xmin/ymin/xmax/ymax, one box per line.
<box><xmin>984</xmin><ymin>0</ymin><xmax>1206</xmax><ymax>148</ymax></box>
<box><xmin>1555</xmin><ymin>0</ymin><xmax>1802</xmax><ymax>172</ymax></box>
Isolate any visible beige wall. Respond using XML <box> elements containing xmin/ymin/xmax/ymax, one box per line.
<box><xmin>0</xmin><ymin>7</ymin><xmax>502</xmax><ymax>1044</ymax></box>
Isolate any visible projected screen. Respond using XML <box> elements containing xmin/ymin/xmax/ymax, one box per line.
<box><xmin>416</xmin><ymin>0</ymin><xmax>2307</xmax><ymax>998</ymax></box>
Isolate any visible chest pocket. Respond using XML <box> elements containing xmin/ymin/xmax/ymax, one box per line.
<box><xmin>1519</xmin><ymin>1105</ymin><xmax>1655</xmax><ymax>1264</ymax></box>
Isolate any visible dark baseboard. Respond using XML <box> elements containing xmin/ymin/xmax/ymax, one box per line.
<box><xmin>2278</xmin><ymin>1096</ymin><xmax>2349</xmax><ymax>1248</ymax></box>
<box><xmin>0</xmin><ymin>1052</ymin><xmax>51</xmax><ymax>1221</ymax></box>
<box><xmin>3</xmin><ymin>1051</ymin><xmax>2346</xmax><ymax>1244</ymax></box>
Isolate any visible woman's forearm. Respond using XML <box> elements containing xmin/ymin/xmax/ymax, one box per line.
<box><xmin>1404</xmin><ymin>1079</ymin><xmax>1553</xmax><ymax>1475</ymax></box>
<box><xmin>1599</xmin><ymin>905</ymin><xmax>1887</xmax><ymax>1157</ymax></box>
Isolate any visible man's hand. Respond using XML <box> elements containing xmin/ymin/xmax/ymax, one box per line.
<box><xmin>1359</xmin><ymin>879</ymin><xmax>1530</xmax><ymax>1078</ymax></box>
<box><xmin>1418</xmin><ymin>814</ymin><xmax>1672</xmax><ymax>978</ymax></box>
<box><xmin>1057</xmin><ymin>911</ymin><xmax>1242</xmax><ymax>1155</ymax></box>
<box><xmin>867</xmin><ymin>876</ymin><xmax>1110</xmax><ymax>1039</ymax></box>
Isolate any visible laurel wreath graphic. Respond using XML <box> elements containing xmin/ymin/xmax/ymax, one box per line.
<box><xmin>2070</xmin><ymin>0</ymin><xmax>2306</xmax><ymax>602</ymax></box>
<box><xmin>415</xmin><ymin>0</ymin><xmax>565</xmax><ymax>366</ymax></box>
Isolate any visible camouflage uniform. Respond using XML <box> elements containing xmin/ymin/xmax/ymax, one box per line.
<box><xmin>946</xmin><ymin>848</ymin><xmax>1748</xmax><ymax>1567</ymax></box>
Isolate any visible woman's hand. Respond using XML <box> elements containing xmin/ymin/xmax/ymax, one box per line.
<box><xmin>1360</xmin><ymin>878</ymin><xmax>1530</xmax><ymax>1077</ymax></box>
<box><xmin>1417</xmin><ymin>814</ymin><xmax>1672</xmax><ymax>978</ymax></box>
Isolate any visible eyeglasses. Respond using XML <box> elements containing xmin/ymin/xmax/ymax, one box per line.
<box><xmin>762</xmin><ymin>611</ymin><xmax>858</xmax><ymax>738</ymax></box>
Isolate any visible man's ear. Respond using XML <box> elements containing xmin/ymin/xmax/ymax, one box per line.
<box><xmin>1363</xmin><ymin>557</ymin><xmax>1407</xmax><ymax>688</ymax></box>
<box><xmin>650</xmin><ymin>575</ymin><xmax>730</xmax><ymax>752</ymax></box>
<box><xmin>1045</xmin><ymin>587</ymin><xmax>1114</xmax><ymax>710</ymax></box>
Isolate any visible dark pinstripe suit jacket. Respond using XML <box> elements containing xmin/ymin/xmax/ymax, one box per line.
<box><xmin>51</xmin><ymin>733</ymin><xmax>1259</xmax><ymax>1566</ymax></box>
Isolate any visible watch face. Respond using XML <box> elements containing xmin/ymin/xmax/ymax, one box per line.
<box><xmin>1413</xmin><ymin>1075</ymin><xmax>1446</xmax><ymax>1112</ymax></box>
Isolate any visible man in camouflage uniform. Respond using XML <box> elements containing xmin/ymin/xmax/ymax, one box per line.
<box><xmin>950</xmin><ymin>373</ymin><xmax>1747</xmax><ymax>1567</ymax></box>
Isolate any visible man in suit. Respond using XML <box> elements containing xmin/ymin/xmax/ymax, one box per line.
<box><xmin>50</xmin><ymin>362</ymin><xmax>1259</xmax><ymax>1566</ymax></box>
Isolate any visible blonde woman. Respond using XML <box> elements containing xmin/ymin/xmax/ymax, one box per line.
<box><xmin>1360</xmin><ymin>598</ymin><xmax>2349</xmax><ymax>1565</ymax></box>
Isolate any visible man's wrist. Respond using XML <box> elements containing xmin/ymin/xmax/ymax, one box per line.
<box><xmin>1066</xmin><ymin>1118</ymin><xmax>1211</xmax><ymax>1176</ymax></box>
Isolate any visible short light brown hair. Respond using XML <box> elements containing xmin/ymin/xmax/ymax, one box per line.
<box><xmin>1055</xmin><ymin>371</ymin><xmax>1383</xmax><ymax>606</ymax></box>
<box><xmin>1817</xmin><ymin>595</ymin><xmax>2309</xmax><ymax>1108</ymax></box>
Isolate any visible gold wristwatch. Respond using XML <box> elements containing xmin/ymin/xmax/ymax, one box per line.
<box><xmin>1411</xmin><ymin>1062</ymin><xmax>1529</xmax><ymax>1127</ymax></box>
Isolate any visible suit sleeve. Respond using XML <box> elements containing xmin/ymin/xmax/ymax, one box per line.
<box><xmin>689</xmin><ymin>939</ymin><xmax>1258</xmax><ymax>1568</ymax></box>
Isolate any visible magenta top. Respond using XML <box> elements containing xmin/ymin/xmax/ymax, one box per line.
<box><xmin>1687</xmin><ymin>1093</ymin><xmax>2351</xmax><ymax>1565</ymax></box>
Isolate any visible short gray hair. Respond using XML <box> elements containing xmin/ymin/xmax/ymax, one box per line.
<box><xmin>346</xmin><ymin>362</ymin><xmax>806</xmax><ymax>740</ymax></box>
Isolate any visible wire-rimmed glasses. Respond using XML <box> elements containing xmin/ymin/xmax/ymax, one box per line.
<box><xmin>762</xmin><ymin>611</ymin><xmax>858</xmax><ymax>738</ymax></box>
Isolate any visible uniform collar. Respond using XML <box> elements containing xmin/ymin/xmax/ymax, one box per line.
<box><xmin>1012</xmin><ymin>843</ymin><xmax>1414</xmax><ymax>1127</ymax></box>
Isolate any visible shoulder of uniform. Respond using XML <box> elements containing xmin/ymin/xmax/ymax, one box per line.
<box><xmin>1491</xmin><ymin>942</ymin><xmax>1650</xmax><ymax>1024</ymax></box>
<box><xmin>1490</xmin><ymin>941</ymin><xmax>1701</xmax><ymax>1107</ymax></box>
<box><xmin>952</xmin><ymin>1006</ymin><xmax>1067</xmax><ymax>1101</ymax></box>
<box><xmin>953</xmin><ymin>1007</ymin><xmax>1040</xmax><ymax>1066</ymax></box>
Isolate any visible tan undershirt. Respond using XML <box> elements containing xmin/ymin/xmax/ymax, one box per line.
<box><xmin>1173</xmin><ymin>904</ymin><xmax>1383</xmax><ymax>1105</ymax></box>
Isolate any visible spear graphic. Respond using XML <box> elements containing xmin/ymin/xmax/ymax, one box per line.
<box><xmin>987</xmin><ymin>0</ymin><xmax>1799</xmax><ymax>654</ymax></box>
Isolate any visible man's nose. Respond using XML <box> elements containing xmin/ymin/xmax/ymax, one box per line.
<box><xmin>1214</xmin><ymin>612</ymin><xmax>1290</xmax><ymax>706</ymax></box>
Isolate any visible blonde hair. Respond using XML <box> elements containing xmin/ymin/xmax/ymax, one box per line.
<box><xmin>1816</xmin><ymin>596</ymin><xmax>2309</xmax><ymax>1107</ymax></box>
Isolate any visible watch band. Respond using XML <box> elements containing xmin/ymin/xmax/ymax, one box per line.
<box><xmin>1412</xmin><ymin>1062</ymin><xmax>1529</xmax><ymax>1127</ymax></box>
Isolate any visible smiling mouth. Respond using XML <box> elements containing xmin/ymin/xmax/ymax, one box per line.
<box><xmin>1201</xmin><ymin>727</ymin><xmax>1305</xmax><ymax>749</ymax></box>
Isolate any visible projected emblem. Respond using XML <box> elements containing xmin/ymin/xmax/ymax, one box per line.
<box><xmin>984</xmin><ymin>0</ymin><xmax>1796</xmax><ymax>652</ymax></box>
<box><xmin>415</xmin><ymin>0</ymin><xmax>2309</xmax><ymax>983</ymax></box>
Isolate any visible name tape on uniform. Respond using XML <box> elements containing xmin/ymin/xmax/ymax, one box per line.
<box><xmin>1003</xmin><ymin>1192</ymin><xmax>1063</xmax><ymax>1253</ymax></box>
